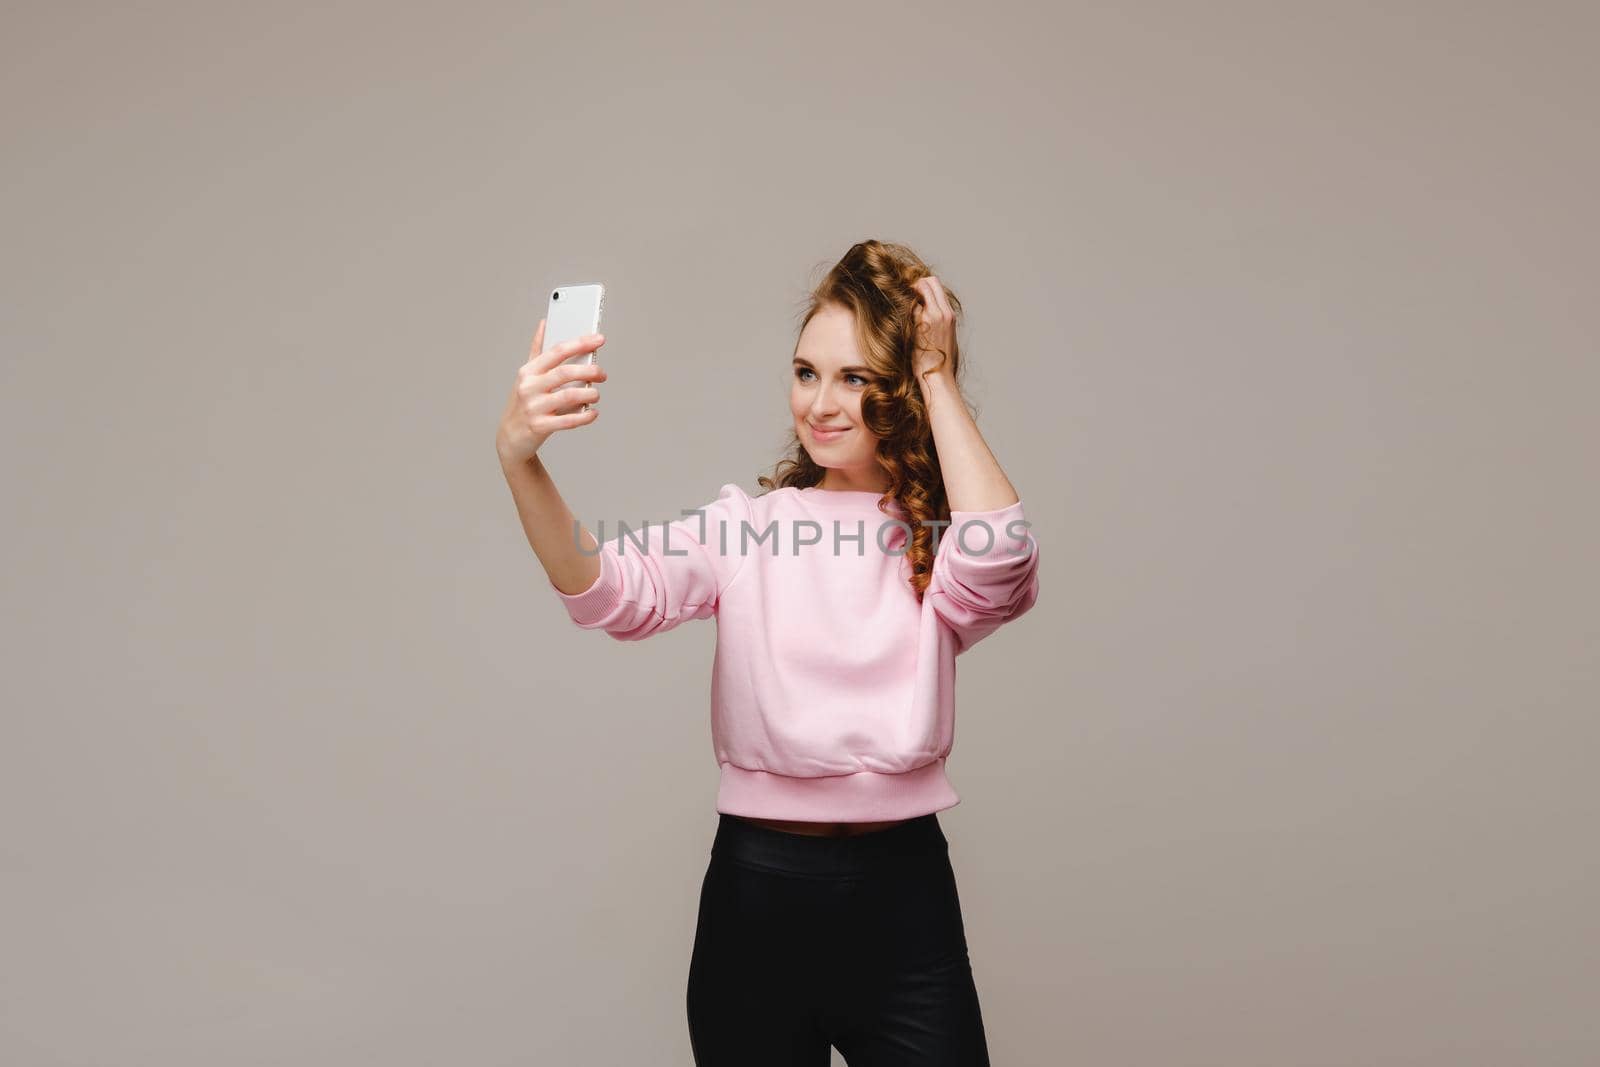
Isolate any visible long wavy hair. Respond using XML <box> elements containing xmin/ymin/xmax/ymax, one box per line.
<box><xmin>756</xmin><ymin>239</ymin><xmax>975</xmax><ymax>601</ymax></box>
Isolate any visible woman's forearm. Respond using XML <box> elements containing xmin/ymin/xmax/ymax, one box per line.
<box><xmin>497</xmin><ymin>447</ymin><xmax>602</xmax><ymax>595</ymax></box>
<box><xmin>921</xmin><ymin>370</ymin><xmax>1020</xmax><ymax>512</ymax></box>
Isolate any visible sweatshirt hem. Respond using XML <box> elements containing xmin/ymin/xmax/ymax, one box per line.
<box><xmin>715</xmin><ymin>758</ymin><xmax>960</xmax><ymax>822</ymax></box>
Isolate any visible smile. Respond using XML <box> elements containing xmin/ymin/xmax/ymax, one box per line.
<box><xmin>808</xmin><ymin>424</ymin><xmax>851</xmax><ymax>441</ymax></box>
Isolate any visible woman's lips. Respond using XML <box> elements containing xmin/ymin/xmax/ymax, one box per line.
<box><xmin>808</xmin><ymin>424</ymin><xmax>851</xmax><ymax>442</ymax></box>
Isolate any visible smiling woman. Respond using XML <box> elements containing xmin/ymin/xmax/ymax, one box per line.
<box><xmin>762</xmin><ymin>239</ymin><xmax>979</xmax><ymax>599</ymax></box>
<box><xmin>789</xmin><ymin>324</ymin><xmax>881</xmax><ymax>475</ymax></box>
<box><xmin>504</xmin><ymin>237</ymin><xmax>1036</xmax><ymax>1065</ymax></box>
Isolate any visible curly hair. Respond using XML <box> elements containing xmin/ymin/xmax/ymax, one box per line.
<box><xmin>756</xmin><ymin>239</ymin><xmax>976</xmax><ymax>601</ymax></box>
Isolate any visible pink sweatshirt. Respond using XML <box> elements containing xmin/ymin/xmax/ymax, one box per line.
<box><xmin>550</xmin><ymin>484</ymin><xmax>1041</xmax><ymax>821</ymax></box>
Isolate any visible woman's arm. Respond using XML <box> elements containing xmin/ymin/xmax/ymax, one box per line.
<box><xmin>917</xmin><ymin>385</ymin><xmax>1040</xmax><ymax>654</ymax></box>
<box><xmin>911</xmin><ymin>275</ymin><xmax>1019</xmax><ymax>511</ymax></box>
<box><xmin>496</xmin><ymin>448</ymin><xmax>602</xmax><ymax>597</ymax></box>
<box><xmin>911</xmin><ymin>276</ymin><xmax>1038</xmax><ymax>653</ymax></box>
<box><xmin>494</xmin><ymin>317</ymin><xmax>609</xmax><ymax>596</ymax></box>
<box><xmin>501</xmin><ymin>449</ymin><xmax>750</xmax><ymax>641</ymax></box>
<box><xmin>921</xmin><ymin>369</ymin><xmax>1019</xmax><ymax>512</ymax></box>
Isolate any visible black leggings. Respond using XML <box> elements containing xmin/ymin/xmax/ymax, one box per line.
<box><xmin>686</xmin><ymin>812</ymin><xmax>991</xmax><ymax>1065</ymax></box>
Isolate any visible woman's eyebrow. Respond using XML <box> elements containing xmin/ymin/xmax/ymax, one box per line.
<box><xmin>793</xmin><ymin>356</ymin><xmax>871</xmax><ymax>374</ymax></box>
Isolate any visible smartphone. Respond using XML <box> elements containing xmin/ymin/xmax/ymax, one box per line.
<box><xmin>542</xmin><ymin>282</ymin><xmax>606</xmax><ymax>414</ymax></box>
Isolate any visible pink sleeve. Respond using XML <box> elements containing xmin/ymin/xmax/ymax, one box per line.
<box><xmin>926</xmin><ymin>498</ymin><xmax>1040</xmax><ymax>655</ymax></box>
<box><xmin>550</xmin><ymin>483</ymin><xmax>751</xmax><ymax>642</ymax></box>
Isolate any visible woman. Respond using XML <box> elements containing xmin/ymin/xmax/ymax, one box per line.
<box><xmin>496</xmin><ymin>240</ymin><xmax>1040</xmax><ymax>1065</ymax></box>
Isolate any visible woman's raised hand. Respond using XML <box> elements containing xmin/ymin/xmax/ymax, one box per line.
<box><xmin>495</xmin><ymin>317</ymin><xmax>607</xmax><ymax>464</ymax></box>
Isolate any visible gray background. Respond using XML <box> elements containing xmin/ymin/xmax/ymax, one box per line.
<box><xmin>4</xmin><ymin>2</ymin><xmax>1596</xmax><ymax>1064</ymax></box>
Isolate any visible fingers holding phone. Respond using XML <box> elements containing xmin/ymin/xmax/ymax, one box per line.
<box><xmin>495</xmin><ymin>318</ymin><xmax>607</xmax><ymax>464</ymax></box>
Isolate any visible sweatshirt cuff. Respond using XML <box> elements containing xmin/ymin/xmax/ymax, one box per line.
<box><xmin>551</xmin><ymin>544</ymin><xmax>626</xmax><ymax>628</ymax></box>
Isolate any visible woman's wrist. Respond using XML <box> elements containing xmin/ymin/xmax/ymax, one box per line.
<box><xmin>497</xmin><ymin>438</ymin><xmax>541</xmax><ymax>473</ymax></box>
<box><xmin>919</xmin><ymin>368</ymin><xmax>960</xmax><ymax>413</ymax></box>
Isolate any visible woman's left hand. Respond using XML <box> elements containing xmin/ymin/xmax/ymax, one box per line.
<box><xmin>912</xmin><ymin>275</ymin><xmax>958</xmax><ymax>383</ymax></box>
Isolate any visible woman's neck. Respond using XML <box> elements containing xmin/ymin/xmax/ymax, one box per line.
<box><xmin>815</xmin><ymin>473</ymin><xmax>891</xmax><ymax>494</ymax></box>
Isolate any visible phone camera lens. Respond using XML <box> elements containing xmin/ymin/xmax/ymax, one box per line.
<box><xmin>552</xmin><ymin>291</ymin><xmax>560</xmax><ymax>300</ymax></box>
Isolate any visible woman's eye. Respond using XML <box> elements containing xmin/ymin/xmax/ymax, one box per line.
<box><xmin>794</xmin><ymin>368</ymin><xmax>868</xmax><ymax>386</ymax></box>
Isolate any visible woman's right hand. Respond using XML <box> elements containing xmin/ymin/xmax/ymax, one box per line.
<box><xmin>495</xmin><ymin>317</ymin><xmax>608</xmax><ymax>465</ymax></box>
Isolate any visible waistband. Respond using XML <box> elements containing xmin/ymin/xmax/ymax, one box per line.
<box><xmin>715</xmin><ymin>759</ymin><xmax>960</xmax><ymax>822</ymax></box>
<box><xmin>710</xmin><ymin>812</ymin><xmax>948</xmax><ymax>877</ymax></box>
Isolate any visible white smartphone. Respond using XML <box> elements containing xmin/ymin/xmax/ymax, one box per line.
<box><xmin>542</xmin><ymin>282</ymin><xmax>606</xmax><ymax>414</ymax></box>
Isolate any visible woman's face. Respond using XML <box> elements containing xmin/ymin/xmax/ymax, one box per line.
<box><xmin>790</xmin><ymin>304</ymin><xmax>885</xmax><ymax>489</ymax></box>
